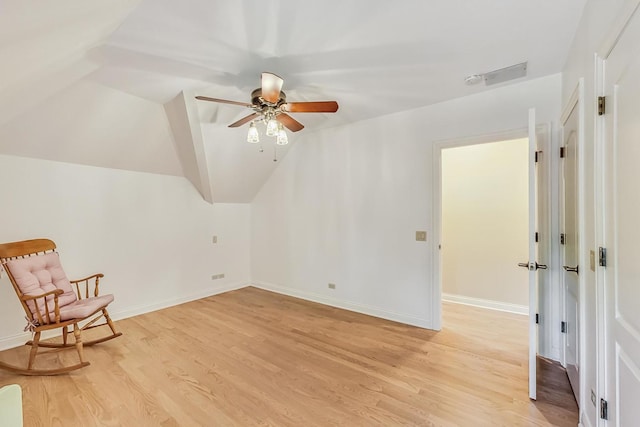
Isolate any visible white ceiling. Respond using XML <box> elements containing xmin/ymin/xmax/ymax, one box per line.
<box><xmin>0</xmin><ymin>0</ymin><xmax>586</xmax><ymax>202</ymax></box>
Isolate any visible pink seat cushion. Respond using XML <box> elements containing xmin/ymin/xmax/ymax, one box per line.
<box><xmin>59</xmin><ymin>294</ymin><xmax>114</xmax><ymax>321</ymax></box>
<box><xmin>6</xmin><ymin>253</ymin><xmax>78</xmax><ymax>321</ymax></box>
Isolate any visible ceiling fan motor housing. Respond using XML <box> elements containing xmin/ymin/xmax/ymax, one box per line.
<box><xmin>251</xmin><ymin>88</ymin><xmax>287</xmax><ymax>108</ymax></box>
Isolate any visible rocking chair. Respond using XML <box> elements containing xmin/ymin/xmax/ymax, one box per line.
<box><xmin>0</xmin><ymin>239</ymin><xmax>122</xmax><ymax>375</ymax></box>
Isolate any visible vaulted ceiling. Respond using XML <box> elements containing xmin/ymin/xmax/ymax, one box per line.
<box><xmin>0</xmin><ymin>0</ymin><xmax>586</xmax><ymax>202</ymax></box>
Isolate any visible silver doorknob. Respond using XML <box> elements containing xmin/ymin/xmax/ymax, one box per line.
<box><xmin>563</xmin><ymin>265</ymin><xmax>579</xmax><ymax>274</ymax></box>
<box><xmin>518</xmin><ymin>262</ymin><xmax>548</xmax><ymax>270</ymax></box>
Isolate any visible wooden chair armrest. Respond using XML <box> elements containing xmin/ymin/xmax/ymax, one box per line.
<box><xmin>70</xmin><ymin>273</ymin><xmax>104</xmax><ymax>299</ymax></box>
<box><xmin>20</xmin><ymin>289</ymin><xmax>63</xmax><ymax>302</ymax></box>
<box><xmin>70</xmin><ymin>273</ymin><xmax>104</xmax><ymax>284</ymax></box>
<box><xmin>21</xmin><ymin>289</ymin><xmax>63</xmax><ymax>324</ymax></box>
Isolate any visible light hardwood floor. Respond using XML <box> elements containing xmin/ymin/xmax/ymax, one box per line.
<box><xmin>0</xmin><ymin>287</ymin><xmax>578</xmax><ymax>426</ymax></box>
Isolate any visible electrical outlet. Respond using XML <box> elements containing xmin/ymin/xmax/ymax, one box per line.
<box><xmin>212</xmin><ymin>235</ymin><xmax>218</xmax><ymax>244</ymax></box>
<box><xmin>211</xmin><ymin>274</ymin><xmax>225</xmax><ymax>280</ymax></box>
<box><xmin>328</xmin><ymin>283</ymin><xmax>336</xmax><ymax>289</ymax></box>
<box><xmin>591</xmin><ymin>390</ymin><xmax>596</xmax><ymax>406</ymax></box>
<box><xmin>416</xmin><ymin>231</ymin><xmax>427</xmax><ymax>241</ymax></box>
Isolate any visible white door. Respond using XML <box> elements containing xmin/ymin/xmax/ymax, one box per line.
<box><xmin>561</xmin><ymin>101</ymin><xmax>580</xmax><ymax>402</ymax></box>
<box><xmin>518</xmin><ymin>108</ymin><xmax>544</xmax><ymax>400</ymax></box>
<box><xmin>602</xmin><ymin>3</ymin><xmax>640</xmax><ymax>424</ymax></box>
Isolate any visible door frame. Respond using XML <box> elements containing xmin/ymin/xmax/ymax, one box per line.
<box><xmin>431</xmin><ymin>125</ymin><xmax>554</xmax><ymax>338</ymax></box>
<box><xmin>431</xmin><ymin>128</ymin><xmax>527</xmax><ymax>331</ymax></box>
<box><xmin>559</xmin><ymin>78</ymin><xmax>586</xmax><ymax>412</ymax></box>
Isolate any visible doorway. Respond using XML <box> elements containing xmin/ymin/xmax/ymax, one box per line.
<box><xmin>432</xmin><ymin>122</ymin><xmax>554</xmax><ymax>400</ymax></box>
<box><xmin>440</xmin><ymin>138</ymin><xmax>529</xmax><ymax>314</ymax></box>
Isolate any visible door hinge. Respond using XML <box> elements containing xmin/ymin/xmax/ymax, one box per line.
<box><xmin>560</xmin><ymin>146</ymin><xmax>566</xmax><ymax>158</ymax></box>
<box><xmin>534</xmin><ymin>150</ymin><xmax>542</xmax><ymax>163</ymax></box>
<box><xmin>560</xmin><ymin>233</ymin><xmax>566</xmax><ymax>245</ymax></box>
<box><xmin>535</xmin><ymin>313</ymin><xmax>539</xmax><ymax>324</ymax></box>
<box><xmin>535</xmin><ymin>232</ymin><xmax>539</xmax><ymax>243</ymax></box>
<box><xmin>561</xmin><ymin>321</ymin><xmax>567</xmax><ymax>333</ymax></box>
<box><xmin>598</xmin><ymin>96</ymin><xmax>606</xmax><ymax>116</ymax></box>
<box><xmin>599</xmin><ymin>247</ymin><xmax>607</xmax><ymax>267</ymax></box>
<box><xmin>600</xmin><ymin>398</ymin><xmax>608</xmax><ymax>420</ymax></box>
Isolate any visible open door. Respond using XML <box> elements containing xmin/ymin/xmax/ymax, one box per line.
<box><xmin>601</xmin><ymin>3</ymin><xmax>640</xmax><ymax>423</ymax></box>
<box><xmin>561</xmin><ymin>94</ymin><xmax>580</xmax><ymax>403</ymax></box>
<box><xmin>518</xmin><ymin>108</ymin><xmax>545</xmax><ymax>400</ymax></box>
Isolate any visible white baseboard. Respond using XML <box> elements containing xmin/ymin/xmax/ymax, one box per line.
<box><xmin>251</xmin><ymin>281</ymin><xmax>432</xmax><ymax>329</ymax></box>
<box><xmin>0</xmin><ymin>330</ymin><xmax>62</xmax><ymax>352</ymax></box>
<box><xmin>579</xmin><ymin>410</ymin><xmax>593</xmax><ymax>427</ymax></box>
<box><xmin>442</xmin><ymin>293</ymin><xmax>528</xmax><ymax>315</ymax></box>
<box><xmin>0</xmin><ymin>281</ymin><xmax>249</xmax><ymax>351</ymax></box>
<box><xmin>110</xmin><ymin>281</ymin><xmax>249</xmax><ymax>321</ymax></box>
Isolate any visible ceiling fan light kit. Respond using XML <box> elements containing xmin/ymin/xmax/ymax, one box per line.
<box><xmin>196</xmin><ymin>72</ymin><xmax>338</xmax><ymax>155</ymax></box>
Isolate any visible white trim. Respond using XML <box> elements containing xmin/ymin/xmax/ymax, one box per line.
<box><xmin>579</xmin><ymin>408</ymin><xmax>594</xmax><ymax>427</ymax></box>
<box><xmin>0</xmin><ymin>331</ymin><xmax>59</xmax><ymax>352</ymax></box>
<box><xmin>0</xmin><ymin>281</ymin><xmax>250</xmax><ymax>351</ymax></box>
<box><xmin>528</xmin><ymin>108</ymin><xmax>538</xmax><ymax>400</ymax></box>
<box><xmin>598</xmin><ymin>0</ymin><xmax>640</xmax><ymax>58</ymax></box>
<box><xmin>431</xmin><ymin>143</ymin><xmax>443</xmax><ymax>331</ymax></box>
<box><xmin>560</xmin><ymin>83</ymin><xmax>581</xmax><ymax>126</ymax></box>
<box><xmin>442</xmin><ymin>293</ymin><xmax>528</xmax><ymax>315</ymax></box>
<box><xmin>432</xmin><ymin>127</ymin><xmax>530</xmax><ymax>332</ymax></box>
<box><xmin>594</xmin><ymin>54</ymin><xmax>606</xmax><ymax>427</ymax></box>
<box><xmin>110</xmin><ymin>281</ymin><xmax>249</xmax><ymax>321</ymax></box>
<box><xmin>251</xmin><ymin>282</ymin><xmax>432</xmax><ymax>329</ymax></box>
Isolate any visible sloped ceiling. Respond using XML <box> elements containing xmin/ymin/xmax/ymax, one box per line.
<box><xmin>0</xmin><ymin>0</ymin><xmax>586</xmax><ymax>203</ymax></box>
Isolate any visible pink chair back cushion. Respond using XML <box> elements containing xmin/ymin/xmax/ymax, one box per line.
<box><xmin>6</xmin><ymin>253</ymin><xmax>78</xmax><ymax>320</ymax></box>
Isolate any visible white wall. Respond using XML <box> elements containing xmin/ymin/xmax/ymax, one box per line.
<box><xmin>0</xmin><ymin>154</ymin><xmax>251</xmax><ymax>349</ymax></box>
<box><xmin>561</xmin><ymin>1</ymin><xmax>627</xmax><ymax>426</ymax></box>
<box><xmin>441</xmin><ymin>139</ymin><xmax>529</xmax><ymax>309</ymax></box>
<box><xmin>251</xmin><ymin>74</ymin><xmax>561</xmax><ymax>331</ymax></box>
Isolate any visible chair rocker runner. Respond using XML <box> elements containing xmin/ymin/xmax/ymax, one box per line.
<box><xmin>0</xmin><ymin>239</ymin><xmax>122</xmax><ymax>375</ymax></box>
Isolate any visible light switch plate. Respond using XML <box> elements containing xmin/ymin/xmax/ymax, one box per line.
<box><xmin>416</xmin><ymin>231</ymin><xmax>427</xmax><ymax>241</ymax></box>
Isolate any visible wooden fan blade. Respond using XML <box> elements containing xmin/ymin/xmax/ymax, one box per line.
<box><xmin>228</xmin><ymin>113</ymin><xmax>260</xmax><ymax>128</ymax></box>
<box><xmin>277</xmin><ymin>113</ymin><xmax>304</xmax><ymax>132</ymax></box>
<box><xmin>261</xmin><ymin>72</ymin><xmax>284</xmax><ymax>104</ymax></box>
<box><xmin>282</xmin><ymin>101</ymin><xmax>339</xmax><ymax>113</ymax></box>
<box><xmin>195</xmin><ymin>96</ymin><xmax>253</xmax><ymax>108</ymax></box>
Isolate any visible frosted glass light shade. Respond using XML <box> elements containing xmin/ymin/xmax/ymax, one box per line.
<box><xmin>276</xmin><ymin>125</ymin><xmax>288</xmax><ymax>145</ymax></box>
<box><xmin>247</xmin><ymin>122</ymin><xmax>259</xmax><ymax>143</ymax></box>
<box><xmin>266</xmin><ymin>118</ymin><xmax>279</xmax><ymax>136</ymax></box>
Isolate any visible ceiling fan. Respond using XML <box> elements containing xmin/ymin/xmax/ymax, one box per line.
<box><xmin>195</xmin><ymin>72</ymin><xmax>339</xmax><ymax>140</ymax></box>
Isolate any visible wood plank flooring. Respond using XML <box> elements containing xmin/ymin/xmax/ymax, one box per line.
<box><xmin>0</xmin><ymin>287</ymin><xmax>578</xmax><ymax>426</ymax></box>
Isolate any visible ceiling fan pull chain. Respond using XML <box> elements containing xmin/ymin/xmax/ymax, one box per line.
<box><xmin>273</xmin><ymin>145</ymin><xmax>278</xmax><ymax>162</ymax></box>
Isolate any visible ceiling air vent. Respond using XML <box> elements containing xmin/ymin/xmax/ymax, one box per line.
<box><xmin>483</xmin><ymin>62</ymin><xmax>527</xmax><ymax>86</ymax></box>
